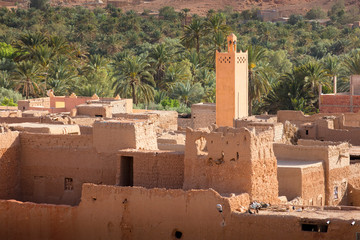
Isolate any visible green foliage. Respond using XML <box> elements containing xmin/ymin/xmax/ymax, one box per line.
<box><xmin>305</xmin><ymin>8</ymin><xmax>326</xmax><ymax>20</ymax></box>
<box><xmin>0</xmin><ymin>5</ymin><xmax>358</xmax><ymax>113</ymax></box>
<box><xmin>0</xmin><ymin>42</ymin><xmax>15</xmax><ymax>59</ymax></box>
<box><xmin>0</xmin><ymin>87</ymin><xmax>22</xmax><ymax>104</ymax></box>
<box><xmin>1</xmin><ymin>97</ymin><xmax>16</xmax><ymax>106</ymax></box>
<box><xmin>30</xmin><ymin>0</ymin><xmax>49</xmax><ymax>10</ymax></box>
<box><xmin>160</xmin><ymin>97</ymin><xmax>180</xmax><ymax>108</ymax></box>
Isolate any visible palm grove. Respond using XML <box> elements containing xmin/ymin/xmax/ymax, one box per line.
<box><xmin>1</xmin><ymin>1</ymin><xmax>360</xmax><ymax>115</ymax></box>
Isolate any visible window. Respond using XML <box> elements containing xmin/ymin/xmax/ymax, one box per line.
<box><xmin>302</xmin><ymin>224</ymin><xmax>328</xmax><ymax>232</ymax></box>
<box><xmin>334</xmin><ymin>186</ymin><xmax>339</xmax><ymax>200</ymax></box>
<box><xmin>306</xmin><ymin>130</ymin><xmax>309</xmax><ymax>135</ymax></box>
<box><xmin>64</xmin><ymin>178</ymin><xmax>73</xmax><ymax>191</ymax></box>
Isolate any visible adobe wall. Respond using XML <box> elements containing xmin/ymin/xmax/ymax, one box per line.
<box><xmin>0</xmin><ymin>117</ymin><xmax>43</xmax><ymax>124</ymax></box>
<box><xmin>277</xmin><ymin>110</ymin><xmax>342</xmax><ymax>127</ymax></box>
<box><xmin>316</xmin><ymin>125</ymin><xmax>360</xmax><ymax>145</ymax></box>
<box><xmin>277</xmin><ymin>166</ymin><xmax>302</xmax><ymax>200</ymax></box>
<box><xmin>191</xmin><ymin>103</ymin><xmax>216</xmax><ymax>129</ymax></box>
<box><xmin>77</xmin><ymin>184</ymin><xmax>250</xmax><ymax>240</ymax></box>
<box><xmin>110</xmin><ymin>99</ymin><xmax>133</xmax><ymax>114</ymax></box>
<box><xmin>274</xmin><ymin>141</ymin><xmax>350</xmax><ymax>205</ymax></box>
<box><xmin>115</xmin><ymin>110</ymin><xmax>178</xmax><ymax>132</ymax></box>
<box><xmin>348</xmin><ymin>184</ymin><xmax>360</xmax><ymax>206</ymax></box>
<box><xmin>0</xmin><ymin>185</ymin><xmax>251</xmax><ymax>240</ymax></box>
<box><xmin>0</xmin><ymin>110</ymin><xmax>21</xmax><ymax>117</ymax></box>
<box><xmin>0</xmin><ymin>200</ymin><xmax>75</xmax><ymax>240</ymax></box>
<box><xmin>301</xmin><ymin>164</ymin><xmax>325</xmax><ymax>206</ymax></box>
<box><xmin>229</xmin><ymin>210</ymin><xmax>360</xmax><ymax>240</ymax></box>
<box><xmin>19</xmin><ymin>133</ymin><xmax>117</xmax><ymax>205</ymax></box>
<box><xmin>0</xmin><ymin>131</ymin><xmax>21</xmax><ymax>199</ymax></box>
<box><xmin>2</xmin><ymin>184</ymin><xmax>360</xmax><ymax>240</ymax></box>
<box><xmin>234</xmin><ymin>120</ymin><xmax>283</xmax><ymax>142</ymax></box>
<box><xmin>76</xmin><ymin>104</ymin><xmax>111</xmax><ymax>118</ymax></box>
<box><xmin>117</xmin><ymin>150</ymin><xmax>184</xmax><ymax>189</ymax></box>
<box><xmin>18</xmin><ymin>97</ymin><xmax>50</xmax><ymax>110</ymax></box>
<box><xmin>93</xmin><ymin>120</ymin><xmax>158</xmax><ymax>153</ymax></box>
<box><xmin>177</xmin><ymin>118</ymin><xmax>192</xmax><ymax>131</ymax></box>
<box><xmin>184</xmin><ymin>127</ymin><xmax>278</xmax><ymax>203</ymax></box>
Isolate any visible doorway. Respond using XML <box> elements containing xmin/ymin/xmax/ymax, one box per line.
<box><xmin>120</xmin><ymin>156</ymin><xmax>133</xmax><ymax>186</ymax></box>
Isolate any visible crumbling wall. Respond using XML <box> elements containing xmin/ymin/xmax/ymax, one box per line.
<box><xmin>115</xmin><ymin>110</ymin><xmax>178</xmax><ymax>133</ymax></box>
<box><xmin>0</xmin><ymin>199</ymin><xmax>75</xmax><ymax>240</ymax></box>
<box><xmin>177</xmin><ymin>118</ymin><xmax>192</xmax><ymax>131</ymax></box>
<box><xmin>93</xmin><ymin>120</ymin><xmax>158</xmax><ymax>153</ymax></box>
<box><xmin>19</xmin><ymin>133</ymin><xmax>117</xmax><ymax>205</ymax></box>
<box><xmin>77</xmin><ymin>184</ymin><xmax>247</xmax><ymax>240</ymax></box>
<box><xmin>275</xmin><ymin>140</ymin><xmax>350</xmax><ymax>205</ymax></box>
<box><xmin>249</xmin><ymin>129</ymin><xmax>279</xmax><ymax>202</ymax></box>
<box><xmin>76</xmin><ymin>104</ymin><xmax>111</xmax><ymax>118</ymax></box>
<box><xmin>277</xmin><ymin>110</ymin><xmax>342</xmax><ymax>127</ymax></box>
<box><xmin>234</xmin><ymin>120</ymin><xmax>283</xmax><ymax>142</ymax></box>
<box><xmin>301</xmin><ymin>164</ymin><xmax>325</xmax><ymax>206</ymax></box>
<box><xmin>316</xmin><ymin>126</ymin><xmax>360</xmax><ymax>145</ymax></box>
<box><xmin>117</xmin><ymin>150</ymin><xmax>184</xmax><ymax>189</ymax></box>
<box><xmin>1</xmin><ymin>184</ymin><xmax>360</xmax><ymax>240</ymax></box>
<box><xmin>191</xmin><ymin>103</ymin><xmax>216</xmax><ymax>129</ymax></box>
<box><xmin>184</xmin><ymin>127</ymin><xmax>278</xmax><ymax>203</ymax></box>
<box><xmin>0</xmin><ymin>185</ymin><xmax>250</xmax><ymax>240</ymax></box>
<box><xmin>110</xmin><ymin>99</ymin><xmax>133</xmax><ymax>114</ymax></box>
<box><xmin>0</xmin><ymin>131</ymin><xmax>21</xmax><ymax>199</ymax></box>
<box><xmin>347</xmin><ymin>184</ymin><xmax>360</xmax><ymax>206</ymax></box>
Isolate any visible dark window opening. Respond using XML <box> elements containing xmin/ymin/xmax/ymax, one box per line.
<box><xmin>175</xmin><ymin>231</ymin><xmax>182</xmax><ymax>239</ymax></box>
<box><xmin>23</xmin><ymin>107</ymin><xmax>25</xmax><ymax>110</ymax></box>
<box><xmin>301</xmin><ymin>224</ymin><xmax>328</xmax><ymax>232</ymax></box>
<box><xmin>236</xmin><ymin>152</ymin><xmax>239</xmax><ymax>160</ymax></box>
<box><xmin>64</xmin><ymin>178</ymin><xmax>73</xmax><ymax>191</ymax></box>
<box><xmin>120</xmin><ymin>156</ymin><xmax>133</xmax><ymax>186</ymax></box>
<box><xmin>334</xmin><ymin>186</ymin><xmax>339</xmax><ymax>199</ymax></box>
<box><xmin>95</xmin><ymin>115</ymin><xmax>103</xmax><ymax>117</ymax></box>
<box><xmin>306</xmin><ymin>130</ymin><xmax>309</xmax><ymax>135</ymax></box>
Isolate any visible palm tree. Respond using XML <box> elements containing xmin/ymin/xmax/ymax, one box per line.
<box><xmin>170</xmin><ymin>80</ymin><xmax>204</xmax><ymax>106</ymax></box>
<box><xmin>149</xmin><ymin>43</ymin><xmax>170</xmax><ymax>84</ymax></box>
<box><xmin>181</xmin><ymin>8</ymin><xmax>190</xmax><ymax>26</ymax></box>
<box><xmin>247</xmin><ymin>45</ymin><xmax>270</xmax><ymax>115</ymax></box>
<box><xmin>181</xmin><ymin>18</ymin><xmax>203</xmax><ymax>56</ymax></box>
<box><xmin>322</xmin><ymin>55</ymin><xmax>342</xmax><ymax>92</ymax></box>
<box><xmin>112</xmin><ymin>56</ymin><xmax>155</xmax><ymax>105</ymax></box>
<box><xmin>14</xmin><ymin>32</ymin><xmax>47</xmax><ymax>61</ymax></box>
<box><xmin>162</xmin><ymin>62</ymin><xmax>192</xmax><ymax>89</ymax></box>
<box><xmin>12</xmin><ymin>61</ymin><xmax>44</xmax><ymax>99</ymax></box>
<box><xmin>299</xmin><ymin>61</ymin><xmax>329</xmax><ymax>93</ymax></box>
<box><xmin>204</xmin><ymin>13</ymin><xmax>231</xmax><ymax>54</ymax></box>
<box><xmin>344</xmin><ymin>52</ymin><xmax>360</xmax><ymax>75</ymax></box>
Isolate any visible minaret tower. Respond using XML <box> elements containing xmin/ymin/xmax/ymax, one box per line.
<box><xmin>215</xmin><ymin>33</ymin><xmax>248</xmax><ymax>127</ymax></box>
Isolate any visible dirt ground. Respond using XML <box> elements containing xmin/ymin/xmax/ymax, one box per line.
<box><xmin>120</xmin><ymin>0</ymin><xmax>358</xmax><ymax>17</ymax></box>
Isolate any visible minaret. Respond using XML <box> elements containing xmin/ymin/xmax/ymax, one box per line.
<box><xmin>216</xmin><ymin>33</ymin><xmax>248</xmax><ymax>127</ymax></box>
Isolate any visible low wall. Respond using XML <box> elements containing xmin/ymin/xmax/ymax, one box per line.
<box><xmin>191</xmin><ymin>103</ymin><xmax>216</xmax><ymax>129</ymax></box>
<box><xmin>19</xmin><ymin>133</ymin><xmax>117</xmax><ymax>205</ymax></box>
<box><xmin>177</xmin><ymin>118</ymin><xmax>192</xmax><ymax>130</ymax></box>
<box><xmin>317</xmin><ymin>126</ymin><xmax>360</xmax><ymax>145</ymax></box>
<box><xmin>118</xmin><ymin>150</ymin><xmax>184</xmax><ymax>189</ymax></box>
<box><xmin>277</xmin><ymin>110</ymin><xmax>342</xmax><ymax>127</ymax></box>
<box><xmin>1</xmin><ymin>184</ymin><xmax>360</xmax><ymax>240</ymax></box>
<box><xmin>0</xmin><ymin>131</ymin><xmax>20</xmax><ymax>199</ymax></box>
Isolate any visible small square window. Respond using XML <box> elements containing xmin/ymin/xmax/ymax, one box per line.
<box><xmin>65</xmin><ymin>178</ymin><xmax>73</xmax><ymax>191</ymax></box>
<box><xmin>334</xmin><ymin>186</ymin><xmax>339</xmax><ymax>199</ymax></box>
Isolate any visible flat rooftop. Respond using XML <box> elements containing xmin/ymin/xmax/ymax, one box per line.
<box><xmin>277</xmin><ymin>160</ymin><xmax>322</xmax><ymax>169</ymax></box>
<box><xmin>8</xmin><ymin>122</ymin><xmax>80</xmax><ymax>134</ymax></box>
<box><xmin>244</xmin><ymin>206</ymin><xmax>360</xmax><ymax>221</ymax></box>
